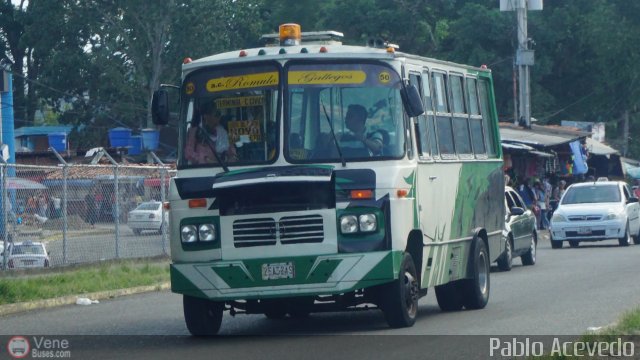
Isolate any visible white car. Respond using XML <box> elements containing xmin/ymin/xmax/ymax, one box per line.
<box><xmin>1</xmin><ymin>240</ymin><xmax>51</xmax><ymax>269</ymax></box>
<box><xmin>550</xmin><ymin>181</ymin><xmax>640</xmax><ymax>248</ymax></box>
<box><xmin>127</xmin><ymin>201</ymin><xmax>168</xmax><ymax>235</ymax></box>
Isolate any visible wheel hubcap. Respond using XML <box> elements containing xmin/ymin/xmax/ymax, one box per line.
<box><xmin>404</xmin><ymin>271</ymin><xmax>418</xmax><ymax>317</ymax></box>
<box><xmin>478</xmin><ymin>252</ymin><xmax>488</xmax><ymax>295</ymax></box>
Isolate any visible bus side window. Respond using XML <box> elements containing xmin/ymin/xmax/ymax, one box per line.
<box><xmin>478</xmin><ymin>78</ymin><xmax>498</xmax><ymax>158</ymax></box>
<box><xmin>449</xmin><ymin>74</ymin><xmax>472</xmax><ymax>155</ymax></box>
<box><xmin>422</xmin><ymin>70</ymin><xmax>439</xmax><ymax>158</ymax></box>
<box><xmin>432</xmin><ymin>72</ymin><xmax>455</xmax><ymax>157</ymax></box>
<box><xmin>466</xmin><ymin>77</ymin><xmax>486</xmax><ymax>156</ymax></box>
<box><xmin>409</xmin><ymin>72</ymin><xmax>427</xmax><ymax>159</ymax></box>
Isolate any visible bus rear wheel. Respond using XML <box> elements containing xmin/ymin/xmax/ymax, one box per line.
<box><xmin>461</xmin><ymin>239</ymin><xmax>490</xmax><ymax>310</ymax></box>
<box><xmin>183</xmin><ymin>295</ymin><xmax>224</xmax><ymax>336</ymax></box>
<box><xmin>381</xmin><ymin>253</ymin><xmax>419</xmax><ymax>328</ymax></box>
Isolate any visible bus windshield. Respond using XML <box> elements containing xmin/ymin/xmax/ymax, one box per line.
<box><xmin>285</xmin><ymin>62</ymin><xmax>405</xmax><ymax>162</ymax></box>
<box><xmin>179</xmin><ymin>63</ymin><xmax>280</xmax><ymax>169</ymax></box>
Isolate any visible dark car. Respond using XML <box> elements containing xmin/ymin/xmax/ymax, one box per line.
<box><xmin>497</xmin><ymin>186</ymin><xmax>538</xmax><ymax>271</ymax></box>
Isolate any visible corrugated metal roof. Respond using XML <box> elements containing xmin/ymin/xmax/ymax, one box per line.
<box><xmin>586</xmin><ymin>138</ymin><xmax>619</xmax><ymax>156</ymax></box>
<box><xmin>14</xmin><ymin>126</ymin><xmax>72</xmax><ymax>137</ymax></box>
<box><xmin>500</xmin><ymin>127</ymin><xmax>578</xmax><ymax>147</ymax></box>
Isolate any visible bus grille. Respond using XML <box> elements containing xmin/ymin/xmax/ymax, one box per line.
<box><xmin>233</xmin><ymin>215</ymin><xmax>324</xmax><ymax>248</ymax></box>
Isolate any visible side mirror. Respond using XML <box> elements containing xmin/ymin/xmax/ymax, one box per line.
<box><xmin>401</xmin><ymin>83</ymin><xmax>425</xmax><ymax>118</ymax></box>
<box><xmin>151</xmin><ymin>89</ymin><xmax>170</xmax><ymax>125</ymax></box>
<box><xmin>627</xmin><ymin>197</ymin><xmax>639</xmax><ymax>204</ymax></box>
<box><xmin>510</xmin><ymin>207</ymin><xmax>525</xmax><ymax>216</ymax></box>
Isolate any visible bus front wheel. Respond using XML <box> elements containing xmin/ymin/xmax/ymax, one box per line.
<box><xmin>381</xmin><ymin>253</ymin><xmax>419</xmax><ymax>328</ymax></box>
<box><xmin>183</xmin><ymin>295</ymin><xmax>224</xmax><ymax>336</ymax></box>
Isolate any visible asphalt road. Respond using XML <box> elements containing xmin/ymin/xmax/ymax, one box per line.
<box><xmin>2</xmin><ymin>232</ymin><xmax>640</xmax><ymax>359</ymax></box>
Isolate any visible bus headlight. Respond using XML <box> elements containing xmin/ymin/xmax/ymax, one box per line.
<box><xmin>340</xmin><ymin>215</ymin><xmax>358</xmax><ymax>234</ymax></box>
<box><xmin>181</xmin><ymin>225</ymin><xmax>198</xmax><ymax>243</ymax></box>
<box><xmin>359</xmin><ymin>214</ymin><xmax>377</xmax><ymax>232</ymax></box>
<box><xmin>198</xmin><ymin>224</ymin><xmax>216</xmax><ymax>242</ymax></box>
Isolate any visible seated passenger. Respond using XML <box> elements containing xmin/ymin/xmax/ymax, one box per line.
<box><xmin>185</xmin><ymin>102</ymin><xmax>237</xmax><ymax>164</ymax></box>
<box><xmin>340</xmin><ymin>104</ymin><xmax>384</xmax><ymax>156</ymax></box>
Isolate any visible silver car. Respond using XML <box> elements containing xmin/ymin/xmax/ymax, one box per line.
<box><xmin>127</xmin><ymin>201</ymin><xmax>168</xmax><ymax>235</ymax></box>
<box><xmin>498</xmin><ymin>186</ymin><xmax>538</xmax><ymax>271</ymax></box>
<box><xmin>2</xmin><ymin>240</ymin><xmax>51</xmax><ymax>269</ymax></box>
<box><xmin>550</xmin><ymin>181</ymin><xmax>640</xmax><ymax>248</ymax></box>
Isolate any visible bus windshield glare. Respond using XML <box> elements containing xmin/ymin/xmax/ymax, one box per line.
<box><xmin>285</xmin><ymin>63</ymin><xmax>405</xmax><ymax>162</ymax></box>
<box><xmin>179</xmin><ymin>63</ymin><xmax>280</xmax><ymax>169</ymax></box>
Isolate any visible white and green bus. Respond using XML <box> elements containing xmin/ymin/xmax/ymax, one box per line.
<box><xmin>152</xmin><ymin>24</ymin><xmax>505</xmax><ymax>335</ymax></box>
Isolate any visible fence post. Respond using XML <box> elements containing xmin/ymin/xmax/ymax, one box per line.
<box><xmin>114</xmin><ymin>164</ymin><xmax>120</xmax><ymax>259</ymax></box>
<box><xmin>51</xmin><ymin>148</ymin><xmax>68</xmax><ymax>265</ymax></box>
<box><xmin>161</xmin><ymin>166</ymin><xmax>167</xmax><ymax>255</ymax></box>
<box><xmin>1</xmin><ymin>163</ymin><xmax>7</xmax><ymax>271</ymax></box>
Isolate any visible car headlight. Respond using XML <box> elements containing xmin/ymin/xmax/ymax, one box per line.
<box><xmin>198</xmin><ymin>224</ymin><xmax>216</xmax><ymax>242</ymax></box>
<box><xmin>604</xmin><ymin>213</ymin><xmax>621</xmax><ymax>220</ymax></box>
<box><xmin>340</xmin><ymin>215</ymin><xmax>358</xmax><ymax>234</ymax></box>
<box><xmin>180</xmin><ymin>225</ymin><xmax>198</xmax><ymax>243</ymax></box>
<box><xmin>359</xmin><ymin>214</ymin><xmax>377</xmax><ymax>232</ymax></box>
<box><xmin>551</xmin><ymin>213</ymin><xmax>567</xmax><ymax>222</ymax></box>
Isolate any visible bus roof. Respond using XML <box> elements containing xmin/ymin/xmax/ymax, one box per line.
<box><xmin>182</xmin><ymin>44</ymin><xmax>491</xmax><ymax>75</ymax></box>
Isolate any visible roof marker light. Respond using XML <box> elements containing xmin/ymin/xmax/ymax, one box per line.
<box><xmin>239</xmin><ymin>50</ymin><xmax>247</xmax><ymax>57</ymax></box>
<box><xmin>300</xmin><ymin>48</ymin><xmax>308</xmax><ymax>53</ymax></box>
<box><xmin>183</xmin><ymin>57</ymin><xmax>193</xmax><ymax>64</ymax></box>
<box><xmin>279</xmin><ymin>48</ymin><xmax>287</xmax><ymax>54</ymax></box>
<box><xmin>319</xmin><ymin>46</ymin><xmax>328</xmax><ymax>53</ymax></box>
<box><xmin>258</xmin><ymin>49</ymin><xmax>266</xmax><ymax>55</ymax></box>
<box><xmin>386</xmin><ymin>47</ymin><xmax>395</xmax><ymax>53</ymax></box>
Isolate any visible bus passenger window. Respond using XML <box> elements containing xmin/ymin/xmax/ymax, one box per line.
<box><xmin>436</xmin><ymin>116</ymin><xmax>455</xmax><ymax>155</ymax></box>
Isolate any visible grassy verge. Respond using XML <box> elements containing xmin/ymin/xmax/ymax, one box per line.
<box><xmin>0</xmin><ymin>259</ymin><xmax>169</xmax><ymax>305</ymax></box>
<box><xmin>530</xmin><ymin>307</ymin><xmax>640</xmax><ymax>359</ymax></box>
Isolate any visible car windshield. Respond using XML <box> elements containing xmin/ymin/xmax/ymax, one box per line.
<box><xmin>561</xmin><ymin>185</ymin><xmax>621</xmax><ymax>204</ymax></box>
<box><xmin>136</xmin><ymin>203</ymin><xmax>160</xmax><ymax>211</ymax></box>
<box><xmin>12</xmin><ymin>244</ymin><xmax>45</xmax><ymax>255</ymax></box>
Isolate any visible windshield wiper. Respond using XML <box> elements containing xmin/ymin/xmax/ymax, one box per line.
<box><xmin>198</xmin><ymin>127</ymin><xmax>229</xmax><ymax>172</ymax></box>
<box><xmin>320</xmin><ymin>101</ymin><xmax>346</xmax><ymax>167</ymax></box>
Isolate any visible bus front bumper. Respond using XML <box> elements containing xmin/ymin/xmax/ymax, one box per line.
<box><xmin>170</xmin><ymin>251</ymin><xmax>402</xmax><ymax>301</ymax></box>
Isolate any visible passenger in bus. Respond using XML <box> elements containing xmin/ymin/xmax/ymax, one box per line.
<box><xmin>185</xmin><ymin>102</ymin><xmax>237</xmax><ymax>164</ymax></box>
<box><xmin>340</xmin><ymin>104</ymin><xmax>384</xmax><ymax>156</ymax></box>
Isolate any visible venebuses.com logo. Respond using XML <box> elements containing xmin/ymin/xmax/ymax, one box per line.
<box><xmin>7</xmin><ymin>336</ymin><xmax>30</xmax><ymax>359</ymax></box>
<box><xmin>6</xmin><ymin>336</ymin><xmax>71</xmax><ymax>359</ymax></box>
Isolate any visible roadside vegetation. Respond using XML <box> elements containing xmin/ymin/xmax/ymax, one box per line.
<box><xmin>0</xmin><ymin>258</ymin><xmax>169</xmax><ymax>305</ymax></box>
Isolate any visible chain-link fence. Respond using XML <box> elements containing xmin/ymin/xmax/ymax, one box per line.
<box><xmin>0</xmin><ymin>160</ymin><xmax>173</xmax><ymax>270</ymax></box>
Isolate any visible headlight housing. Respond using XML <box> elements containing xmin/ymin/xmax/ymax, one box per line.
<box><xmin>180</xmin><ymin>225</ymin><xmax>198</xmax><ymax>243</ymax></box>
<box><xmin>604</xmin><ymin>212</ymin><xmax>621</xmax><ymax>220</ymax></box>
<box><xmin>551</xmin><ymin>213</ymin><xmax>567</xmax><ymax>223</ymax></box>
<box><xmin>198</xmin><ymin>224</ymin><xmax>216</xmax><ymax>241</ymax></box>
<box><xmin>340</xmin><ymin>213</ymin><xmax>378</xmax><ymax>234</ymax></box>
<box><xmin>340</xmin><ymin>215</ymin><xmax>358</xmax><ymax>234</ymax></box>
<box><xmin>358</xmin><ymin>214</ymin><xmax>377</xmax><ymax>232</ymax></box>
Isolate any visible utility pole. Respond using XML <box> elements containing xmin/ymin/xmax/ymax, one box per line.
<box><xmin>501</xmin><ymin>0</ymin><xmax>542</xmax><ymax>128</ymax></box>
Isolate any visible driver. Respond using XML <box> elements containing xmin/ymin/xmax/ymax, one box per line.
<box><xmin>185</xmin><ymin>102</ymin><xmax>237</xmax><ymax>164</ymax></box>
<box><xmin>340</xmin><ymin>104</ymin><xmax>384</xmax><ymax>156</ymax></box>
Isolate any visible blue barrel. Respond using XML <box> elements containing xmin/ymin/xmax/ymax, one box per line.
<box><xmin>108</xmin><ymin>127</ymin><xmax>131</xmax><ymax>148</ymax></box>
<box><xmin>141</xmin><ymin>128</ymin><xmax>159</xmax><ymax>151</ymax></box>
<box><xmin>47</xmin><ymin>133</ymin><xmax>67</xmax><ymax>152</ymax></box>
<box><xmin>129</xmin><ymin>135</ymin><xmax>142</xmax><ymax>155</ymax></box>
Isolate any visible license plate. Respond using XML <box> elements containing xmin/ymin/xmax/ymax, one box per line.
<box><xmin>261</xmin><ymin>262</ymin><xmax>295</xmax><ymax>280</ymax></box>
<box><xmin>578</xmin><ymin>227</ymin><xmax>592</xmax><ymax>235</ymax></box>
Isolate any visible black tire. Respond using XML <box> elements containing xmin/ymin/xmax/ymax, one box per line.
<box><xmin>381</xmin><ymin>253</ymin><xmax>419</xmax><ymax>328</ymax></box>
<box><xmin>183</xmin><ymin>295</ymin><xmax>224</xmax><ymax>336</ymax></box>
<box><xmin>435</xmin><ymin>281</ymin><xmax>464</xmax><ymax>311</ymax></box>
<box><xmin>497</xmin><ymin>236</ymin><xmax>513</xmax><ymax>271</ymax></box>
<box><xmin>551</xmin><ymin>238</ymin><xmax>563</xmax><ymax>249</ymax></box>
<box><xmin>521</xmin><ymin>232</ymin><xmax>537</xmax><ymax>266</ymax></box>
<box><xmin>461</xmin><ymin>239</ymin><xmax>490</xmax><ymax>310</ymax></box>
<box><xmin>569</xmin><ymin>240</ymin><xmax>580</xmax><ymax>248</ymax></box>
<box><xmin>634</xmin><ymin>231</ymin><xmax>640</xmax><ymax>245</ymax></box>
<box><xmin>619</xmin><ymin>225</ymin><xmax>631</xmax><ymax>246</ymax></box>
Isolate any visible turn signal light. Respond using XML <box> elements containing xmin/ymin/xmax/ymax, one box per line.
<box><xmin>351</xmin><ymin>189</ymin><xmax>373</xmax><ymax>199</ymax></box>
<box><xmin>397</xmin><ymin>189</ymin><xmax>409</xmax><ymax>198</ymax></box>
<box><xmin>188</xmin><ymin>198</ymin><xmax>207</xmax><ymax>208</ymax></box>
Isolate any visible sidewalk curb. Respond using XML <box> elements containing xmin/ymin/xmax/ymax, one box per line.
<box><xmin>0</xmin><ymin>282</ymin><xmax>171</xmax><ymax>317</ymax></box>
